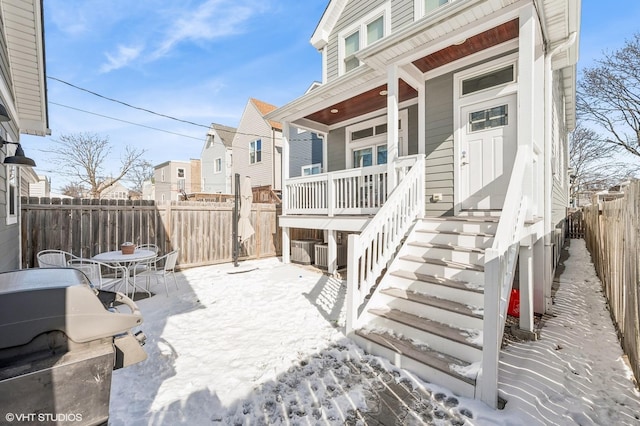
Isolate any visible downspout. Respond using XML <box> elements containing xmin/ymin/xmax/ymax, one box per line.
<box><xmin>544</xmin><ymin>32</ymin><xmax>577</xmax><ymax>311</ymax></box>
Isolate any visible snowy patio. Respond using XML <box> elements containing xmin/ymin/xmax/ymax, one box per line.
<box><xmin>108</xmin><ymin>240</ymin><xmax>640</xmax><ymax>425</ymax></box>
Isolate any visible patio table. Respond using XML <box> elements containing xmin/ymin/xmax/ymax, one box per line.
<box><xmin>93</xmin><ymin>249</ymin><xmax>156</xmax><ymax>296</ymax></box>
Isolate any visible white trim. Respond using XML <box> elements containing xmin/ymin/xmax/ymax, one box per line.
<box><xmin>453</xmin><ymin>53</ymin><xmax>519</xmax><ymax>214</ymax></box>
<box><xmin>338</xmin><ymin>2</ymin><xmax>391</xmax><ymax>76</ymax></box>
<box><xmin>301</xmin><ymin>163</ymin><xmax>323</xmax><ymax>175</ymax></box>
<box><xmin>214</xmin><ymin>157</ymin><xmax>222</xmax><ymax>174</ymax></box>
<box><xmin>414</xmin><ymin>0</ymin><xmax>459</xmax><ymax>22</ymax></box>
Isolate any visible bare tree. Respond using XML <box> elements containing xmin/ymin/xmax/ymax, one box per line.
<box><xmin>569</xmin><ymin>124</ymin><xmax>639</xmax><ymax>206</ymax></box>
<box><xmin>47</xmin><ymin>133</ymin><xmax>146</xmax><ymax>199</ymax></box>
<box><xmin>127</xmin><ymin>159</ymin><xmax>155</xmax><ymax>195</ymax></box>
<box><xmin>577</xmin><ymin>34</ymin><xmax>640</xmax><ymax>158</ymax></box>
<box><xmin>60</xmin><ymin>181</ymin><xmax>86</xmax><ymax>198</ymax></box>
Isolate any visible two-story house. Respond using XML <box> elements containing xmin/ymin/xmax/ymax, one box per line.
<box><xmin>0</xmin><ymin>0</ymin><xmax>49</xmax><ymax>272</ymax></box>
<box><xmin>154</xmin><ymin>159</ymin><xmax>201</xmax><ymax>202</ymax></box>
<box><xmin>269</xmin><ymin>0</ymin><xmax>580</xmax><ymax>407</ymax></box>
<box><xmin>201</xmin><ymin>123</ymin><xmax>236</xmax><ymax>194</ymax></box>
<box><xmin>231</xmin><ymin>99</ymin><xmax>283</xmax><ymax>193</ymax></box>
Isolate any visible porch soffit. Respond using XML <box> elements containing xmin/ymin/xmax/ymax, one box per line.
<box><xmin>303</xmin><ymin>80</ymin><xmax>418</xmax><ymax>127</ymax></box>
<box><xmin>300</xmin><ymin>20</ymin><xmax>517</xmax><ymax>128</ymax></box>
<box><xmin>412</xmin><ymin>19</ymin><xmax>519</xmax><ymax>72</ymax></box>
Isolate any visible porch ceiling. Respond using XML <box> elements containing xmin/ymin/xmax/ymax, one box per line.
<box><xmin>301</xmin><ymin>21</ymin><xmax>517</xmax><ymax>128</ymax></box>
<box><xmin>303</xmin><ymin>80</ymin><xmax>418</xmax><ymax>126</ymax></box>
<box><xmin>412</xmin><ymin>19</ymin><xmax>519</xmax><ymax>73</ymax></box>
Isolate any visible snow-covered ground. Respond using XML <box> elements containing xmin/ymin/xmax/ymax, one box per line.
<box><xmin>109</xmin><ymin>240</ymin><xmax>640</xmax><ymax>425</ymax></box>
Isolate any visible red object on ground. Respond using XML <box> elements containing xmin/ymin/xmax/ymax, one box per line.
<box><xmin>508</xmin><ymin>289</ymin><xmax>520</xmax><ymax>317</ymax></box>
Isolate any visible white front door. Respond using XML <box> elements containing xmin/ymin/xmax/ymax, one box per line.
<box><xmin>460</xmin><ymin>95</ymin><xmax>517</xmax><ymax>210</ymax></box>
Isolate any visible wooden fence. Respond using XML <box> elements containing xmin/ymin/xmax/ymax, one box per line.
<box><xmin>21</xmin><ymin>197</ymin><xmax>322</xmax><ymax>270</ymax></box>
<box><xmin>566</xmin><ymin>208</ymin><xmax>585</xmax><ymax>239</ymax></box>
<box><xmin>582</xmin><ymin>181</ymin><xmax>640</xmax><ymax>384</ymax></box>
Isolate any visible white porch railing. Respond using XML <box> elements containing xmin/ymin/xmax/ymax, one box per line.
<box><xmin>345</xmin><ymin>154</ymin><xmax>425</xmax><ymax>332</ymax></box>
<box><xmin>284</xmin><ymin>157</ymin><xmax>418</xmax><ymax>216</ymax></box>
<box><xmin>479</xmin><ymin>148</ymin><xmax>529</xmax><ymax>408</ymax></box>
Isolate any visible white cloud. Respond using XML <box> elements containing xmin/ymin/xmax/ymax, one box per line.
<box><xmin>100</xmin><ymin>44</ymin><xmax>144</xmax><ymax>73</ymax></box>
<box><xmin>150</xmin><ymin>0</ymin><xmax>261</xmax><ymax>60</ymax></box>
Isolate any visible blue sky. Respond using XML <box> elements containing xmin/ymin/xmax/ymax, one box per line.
<box><xmin>21</xmin><ymin>0</ymin><xmax>640</xmax><ymax>192</ymax></box>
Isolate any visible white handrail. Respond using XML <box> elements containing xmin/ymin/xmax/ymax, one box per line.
<box><xmin>346</xmin><ymin>154</ymin><xmax>425</xmax><ymax>332</ymax></box>
<box><xmin>479</xmin><ymin>148</ymin><xmax>529</xmax><ymax>408</ymax></box>
<box><xmin>285</xmin><ymin>164</ymin><xmax>389</xmax><ymax>216</ymax></box>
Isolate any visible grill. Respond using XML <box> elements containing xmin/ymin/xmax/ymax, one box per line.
<box><xmin>0</xmin><ymin>268</ymin><xmax>147</xmax><ymax>425</ymax></box>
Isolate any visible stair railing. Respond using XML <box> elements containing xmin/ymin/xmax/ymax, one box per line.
<box><xmin>479</xmin><ymin>148</ymin><xmax>529</xmax><ymax>408</ymax></box>
<box><xmin>346</xmin><ymin>154</ymin><xmax>425</xmax><ymax>333</ymax></box>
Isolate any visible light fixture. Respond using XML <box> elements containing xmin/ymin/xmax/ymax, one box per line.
<box><xmin>0</xmin><ymin>102</ymin><xmax>10</xmax><ymax>122</ymax></box>
<box><xmin>454</xmin><ymin>38</ymin><xmax>467</xmax><ymax>46</ymax></box>
<box><xmin>1</xmin><ymin>138</ymin><xmax>36</xmax><ymax>167</ymax></box>
<box><xmin>330</xmin><ymin>108</ymin><xmax>339</xmax><ymax>114</ymax></box>
<box><xmin>379</xmin><ymin>90</ymin><xmax>388</xmax><ymax>96</ymax></box>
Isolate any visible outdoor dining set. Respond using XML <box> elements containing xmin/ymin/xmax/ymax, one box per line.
<box><xmin>35</xmin><ymin>245</ymin><xmax>180</xmax><ymax>297</ymax></box>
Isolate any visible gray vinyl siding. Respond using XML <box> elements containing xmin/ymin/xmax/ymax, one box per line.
<box><xmin>232</xmin><ymin>103</ymin><xmax>283</xmax><ymax>191</ymax></box>
<box><xmin>392</xmin><ymin>0</ymin><xmax>415</xmax><ymax>30</ymax></box>
<box><xmin>551</xmin><ymin>69</ymin><xmax>569</xmax><ymax>230</ymax></box>
<box><xmin>327</xmin><ymin>127</ymin><xmax>346</xmax><ymax>172</ymax></box>
<box><xmin>425</xmin><ymin>73</ymin><xmax>455</xmax><ymax>216</ymax></box>
<box><xmin>289</xmin><ymin>132</ymin><xmax>323</xmax><ymax>177</ymax></box>
<box><xmin>326</xmin><ymin>0</ymin><xmax>414</xmax><ymax>82</ymax></box>
<box><xmin>0</xmin><ymin>15</ymin><xmax>21</xmax><ymax>272</ymax></box>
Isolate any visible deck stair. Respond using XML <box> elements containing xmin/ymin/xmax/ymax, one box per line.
<box><xmin>351</xmin><ymin>214</ymin><xmax>500</xmax><ymax>398</ymax></box>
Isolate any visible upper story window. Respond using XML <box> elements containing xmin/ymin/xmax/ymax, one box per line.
<box><xmin>250</xmin><ymin>139</ymin><xmax>262</xmax><ymax>164</ymax></box>
<box><xmin>214</xmin><ymin>158</ymin><xmax>222</xmax><ymax>173</ymax></box>
<box><xmin>416</xmin><ymin>0</ymin><xmax>454</xmax><ymax>20</ymax></box>
<box><xmin>339</xmin><ymin>4</ymin><xmax>391</xmax><ymax>75</ymax></box>
<box><xmin>177</xmin><ymin>167</ymin><xmax>185</xmax><ymax>178</ymax></box>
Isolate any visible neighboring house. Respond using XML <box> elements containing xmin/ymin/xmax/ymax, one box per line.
<box><xmin>201</xmin><ymin>123</ymin><xmax>236</xmax><ymax>194</ymax></box>
<box><xmin>28</xmin><ymin>174</ymin><xmax>51</xmax><ymax>198</ymax></box>
<box><xmin>154</xmin><ymin>159</ymin><xmax>201</xmax><ymax>202</ymax></box>
<box><xmin>97</xmin><ymin>179</ymin><xmax>130</xmax><ymax>200</ymax></box>
<box><xmin>269</xmin><ymin>0</ymin><xmax>580</xmax><ymax>407</ymax></box>
<box><xmin>20</xmin><ymin>168</ymin><xmax>39</xmax><ymax>197</ymax></box>
<box><xmin>0</xmin><ymin>0</ymin><xmax>49</xmax><ymax>272</ymax></box>
<box><xmin>141</xmin><ymin>179</ymin><xmax>155</xmax><ymax>201</ymax></box>
<box><xmin>231</xmin><ymin>99</ymin><xmax>283</xmax><ymax>192</ymax></box>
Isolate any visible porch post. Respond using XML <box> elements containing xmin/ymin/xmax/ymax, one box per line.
<box><xmin>328</xmin><ymin>230</ymin><xmax>337</xmax><ymax>275</ymax></box>
<box><xmin>519</xmin><ymin>237</ymin><xmax>534</xmax><ymax>332</ymax></box>
<box><xmin>518</xmin><ymin>4</ymin><xmax>536</xmax><ymax>223</ymax></box>
<box><xmin>387</xmin><ymin>64</ymin><xmax>400</xmax><ymax>191</ymax></box>
<box><xmin>418</xmin><ymin>86</ymin><xmax>426</xmax><ymax>155</ymax></box>
<box><xmin>282</xmin><ymin>123</ymin><xmax>291</xmax><ymax>264</ymax></box>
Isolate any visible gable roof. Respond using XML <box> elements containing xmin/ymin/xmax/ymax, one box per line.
<box><xmin>310</xmin><ymin>0</ymin><xmax>348</xmax><ymax>49</ymax></box>
<box><xmin>210</xmin><ymin>123</ymin><xmax>237</xmax><ymax>148</ymax></box>
<box><xmin>250</xmin><ymin>98</ymin><xmax>282</xmax><ymax>131</ymax></box>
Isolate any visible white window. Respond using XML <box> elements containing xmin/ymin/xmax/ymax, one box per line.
<box><xmin>5</xmin><ymin>165</ymin><xmax>17</xmax><ymax>225</ymax></box>
<box><xmin>161</xmin><ymin>170</ymin><xmax>165</xmax><ymax>182</ymax></box>
<box><xmin>214</xmin><ymin>158</ymin><xmax>222</xmax><ymax>173</ymax></box>
<box><xmin>250</xmin><ymin>139</ymin><xmax>262</xmax><ymax>164</ymax></box>
<box><xmin>302</xmin><ymin>164</ymin><xmax>322</xmax><ymax>176</ymax></box>
<box><xmin>416</xmin><ymin>0</ymin><xmax>453</xmax><ymax>20</ymax></box>
<box><xmin>339</xmin><ymin>4</ymin><xmax>390</xmax><ymax>75</ymax></box>
<box><xmin>345</xmin><ymin>112</ymin><xmax>408</xmax><ymax>168</ymax></box>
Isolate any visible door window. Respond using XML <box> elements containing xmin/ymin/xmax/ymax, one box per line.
<box><xmin>469</xmin><ymin>105</ymin><xmax>508</xmax><ymax>132</ymax></box>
